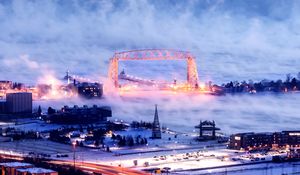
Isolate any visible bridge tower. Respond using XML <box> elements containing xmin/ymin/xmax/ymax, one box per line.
<box><xmin>108</xmin><ymin>58</ymin><xmax>119</xmax><ymax>87</ymax></box>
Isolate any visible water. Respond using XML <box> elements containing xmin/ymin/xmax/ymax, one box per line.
<box><xmin>33</xmin><ymin>91</ymin><xmax>300</xmax><ymax>134</ymax></box>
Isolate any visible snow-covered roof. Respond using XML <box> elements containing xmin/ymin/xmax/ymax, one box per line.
<box><xmin>17</xmin><ymin>167</ymin><xmax>56</xmax><ymax>173</ymax></box>
<box><xmin>0</xmin><ymin>162</ymin><xmax>32</xmax><ymax>168</ymax></box>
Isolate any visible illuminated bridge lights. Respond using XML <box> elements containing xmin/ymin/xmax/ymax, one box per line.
<box><xmin>108</xmin><ymin>49</ymin><xmax>200</xmax><ymax>91</ymax></box>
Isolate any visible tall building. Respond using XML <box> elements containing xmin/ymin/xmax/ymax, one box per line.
<box><xmin>6</xmin><ymin>92</ymin><xmax>32</xmax><ymax>114</ymax></box>
<box><xmin>151</xmin><ymin>104</ymin><xmax>161</xmax><ymax>139</ymax></box>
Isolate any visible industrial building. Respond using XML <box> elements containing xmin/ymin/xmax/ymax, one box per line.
<box><xmin>0</xmin><ymin>93</ymin><xmax>32</xmax><ymax>114</ymax></box>
<box><xmin>46</xmin><ymin>105</ymin><xmax>112</xmax><ymax>124</ymax></box>
<box><xmin>229</xmin><ymin>131</ymin><xmax>300</xmax><ymax>150</ymax></box>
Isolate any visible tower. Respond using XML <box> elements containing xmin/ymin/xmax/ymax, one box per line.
<box><xmin>151</xmin><ymin>104</ymin><xmax>161</xmax><ymax>139</ymax></box>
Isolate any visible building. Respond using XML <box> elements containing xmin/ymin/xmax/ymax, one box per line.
<box><xmin>46</xmin><ymin>105</ymin><xmax>112</xmax><ymax>124</ymax></box>
<box><xmin>75</xmin><ymin>82</ymin><xmax>103</xmax><ymax>99</ymax></box>
<box><xmin>274</xmin><ymin>131</ymin><xmax>300</xmax><ymax>148</ymax></box>
<box><xmin>6</xmin><ymin>93</ymin><xmax>32</xmax><ymax>114</ymax></box>
<box><xmin>0</xmin><ymin>162</ymin><xmax>33</xmax><ymax>175</ymax></box>
<box><xmin>16</xmin><ymin>167</ymin><xmax>58</xmax><ymax>175</ymax></box>
<box><xmin>229</xmin><ymin>132</ymin><xmax>273</xmax><ymax>150</ymax></box>
<box><xmin>0</xmin><ymin>162</ymin><xmax>57</xmax><ymax>175</ymax></box>
<box><xmin>0</xmin><ymin>81</ymin><xmax>13</xmax><ymax>90</ymax></box>
<box><xmin>229</xmin><ymin>131</ymin><xmax>300</xmax><ymax>150</ymax></box>
<box><xmin>0</xmin><ymin>100</ymin><xmax>6</xmax><ymax>113</ymax></box>
<box><xmin>195</xmin><ymin>120</ymin><xmax>220</xmax><ymax>140</ymax></box>
<box><xmin>151</xmin><ymin>104</ymin><xmax>161</xmax><ymax>139</ymax></box>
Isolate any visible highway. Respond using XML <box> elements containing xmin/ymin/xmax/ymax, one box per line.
<box><xmin>49</xmin><ymin>160</ymin><xmax>148</xmax><ymax>175</ymax></box>
<box><xmin>0</xmin><ymin>153</ymin><xmax>147</xmax><ymax>175</ymax></box>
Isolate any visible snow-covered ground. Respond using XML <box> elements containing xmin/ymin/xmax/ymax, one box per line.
<box><xmin>0</xmin><ymin>136</ymin><xmax>294</xmax><ymax>175</ymax></box>
<box><xmin>0</xmin><ymin>119</ymin><xmax>297</xmax><ymax>174</ymax></box>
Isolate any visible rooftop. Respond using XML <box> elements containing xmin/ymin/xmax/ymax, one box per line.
<box><xmin>0</xmin><ymin>162</ymin><xmax>32</xmax><ymax>168</ymax></box>
<box><xmin>17</xmin><ymin>167</ymin><xmax>57</xmax><ymax>173</ymax></box>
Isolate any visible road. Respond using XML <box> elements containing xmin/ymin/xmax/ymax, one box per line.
<box><xmin>0</xmin><ymin>153</ymin><xmax>148</xmax><ymax>175</ymax></box>
<box><xmin>50</xmin><ymin>160</ymin><xmax>149</xmax><ymax>175</ymax></box>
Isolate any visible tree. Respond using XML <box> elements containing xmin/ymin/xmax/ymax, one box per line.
<box><xmin>94</xmin><ymin>140</ymin><xmax>100</xmax><ymax>147</ymax></box>
<box><xmin>140</xmin><ymin>138</ymin><xmax>145</xmax><ymax>145</ymax></box>
<box><xmin>291</xmin><ymin>78</ymin><xmax>297</xmax><ymax>89</ymax></box>
<box><xmin>286</xmin><ymin>73</ymin><xmax>292</xmax><ymax>83</ymax></box>
<box><xmin>127</xmin><ymin>136</ymin><xmax>134</xmax><ymax>146</ymax></box>
<box><xmin>111</xmin><ymin>133</ymin><xmax>116</xmax><ymax>140</ymax></box>
<box><xmin>79</xmin><ymin>125</ymin><xmax>83</xmax><ymax>133</ymax></box>
<box><xmin>135</xmin><ymin>135</ymin><xmax>141</xmax><ymax>144</ymax></box>
<box><xmin>37</xmin><ymin>106</ymin><xmax>42</xmax><ymax>116</ymax></box>
<box><xmin>47</xmin><ymin>107</ymin><xmax>55</xmax><ymax>115</ymax></box>
<box><xmin>118</xmin><ymin>136</ymin><xmax>126</xmax><ymax>147</ymax></box>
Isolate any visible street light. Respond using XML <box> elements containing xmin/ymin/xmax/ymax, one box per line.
<box><xmin>72</xmin><ymin>142</ymin><xmax>76</xmax><ymax>171</ymax></box>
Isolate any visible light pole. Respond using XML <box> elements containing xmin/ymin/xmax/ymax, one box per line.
<box><xmin>72</xmin><ymin>142</ymin><xmax>76</xmax><ymax>171</ymax></box>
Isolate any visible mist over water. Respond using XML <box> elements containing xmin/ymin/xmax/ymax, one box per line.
<box><xmin>1</xmin><ymin>0</ymin><xmax>300</xmax><ymax>133</ymax></box>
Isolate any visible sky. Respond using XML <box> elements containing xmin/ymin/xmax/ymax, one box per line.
<box><xmin>1</xmin><ymin>0</ymin><xmax>300</xmax><ymax>134</ymax></box>
<box><xmin>1</xmin><ymin>0</ymin><xmax>300</xmax><ymax>83</ymax></box>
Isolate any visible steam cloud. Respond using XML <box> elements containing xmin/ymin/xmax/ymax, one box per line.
<box><xmin>1</xmin><ymin>0</ymin><xmax>300</xmax><ymax>133</ymax></box>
